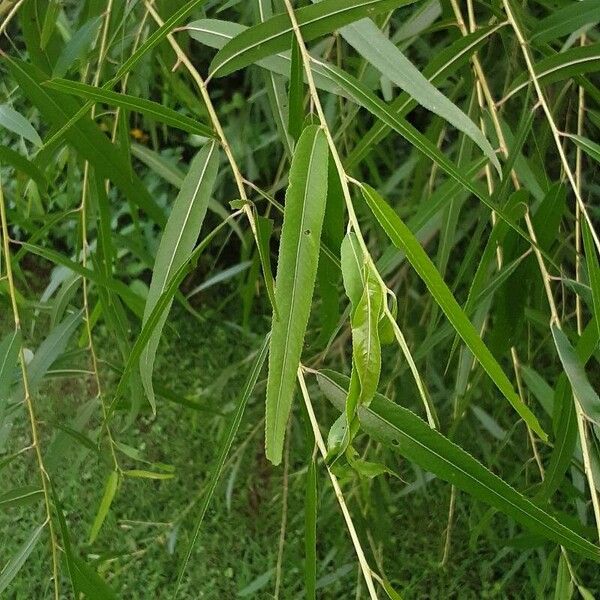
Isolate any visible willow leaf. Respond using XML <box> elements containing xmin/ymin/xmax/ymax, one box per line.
<box><xmin>209</xmin><ymin>0</ymin><xmax>419</xmax><ymax>78</ymax></box>
<box><xmin>532</xmin><ymin>1</ymin><xmax>600</xmax><ymax>43</ymax></box>
<box><xmin>566</xmin><ymin>133</ymin><xmax>600</xmax><ymax>165</ymax></box>
<box><xmin>0</xmin><ymin>330</ymin><xmax>21</xmax><ymax>400</ymax></box>
<box><xmin>0</xmin><ymin>145</ymin><xmax>47</xmax><ymax>188</ymax></box>
<box><xmin>361</xmin><ymin>183</ymin><xmax>547</xmax><ymax>440</ymax></box>
<box><xmin>39</xmin><ymin>0</ymin><xmax>209</xmax><ymax>151</ymax></box>
<box><xmin>337</xmin><ymin>16</ymin><xmax>500</xmax><ymax>172</ymax></box>
<box><xmin>266</xmin><ymin>125</ymin><xmax>329</xmax><ymax>465</ymax></box>
<box><xmin>2</xmin><ymin>56</ymin><xmax>165</xmax><ymax>225</ymax></box>
<box><xmin>0</xmin><ymin>104</ymin><xmax>42</xmax><ymax>146</ymax></box>
<box><xmin>0</xmin><ymin>486</ymin><xmax>43</xmax><ymax>509</ymax></box>
<box><xmin>140</xmin><ymin>142</ymin><xmax>219</xmax><ymax>412</ymax></box>
<box><xmin>345</xmin><ymin>24</ymin><xmax>506</xmax><ymax>168</ymax></box>
<box><xmin>11</xmin><ymin>310</ymin><xmax>82</xmax><ymax>402</ymax></box>
<box><xmin>504</xmin><ymin>44</ymin><xmax>600</xmax><ymax>103</ymax></box>
<box><xmin>0</xmin><ymin>523</ymin><xmax>45</xmax><ymax>593</ymax></box>
<box><xmin>314</xmin><ymin>59</ymin><xmax>539</xmax><ymax>249</ymax></box>
<box><xmin>115</xmin><ymin>215</ymin><xmax>234</xmax><ymax>401</ymax></box>
<box><xmin>317</xmin><ymin>370</ymin><xmax>600</xmax><ymax>562</ymax></box>
<box><xmin>582</xmin><ymin>221</ymin><xmax>600</xmax><ymax>339</ymax></box>
<box><xmin>551</xmin><ymin>324</ymin><xmax>600</xmax><ymax>425</ymax></box>
<box><xmin>45</xmin><ymin>79</ymin><xmax>215</xmax><ymax>138</ymax></box>
<box><xmin>88</xmin><ymin>471</ymin><xmax>119</xmax><ymax>544</ymax></box>
<box><xmin>187</xmin><ymin>19</ymin><xmax>348</xmax><ymax>97</ymax></box>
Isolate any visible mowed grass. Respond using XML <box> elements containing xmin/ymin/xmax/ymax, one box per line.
<box><xmin>2</xmin><ymin>304</ymin><xmax>600</xmax><ymax>598</ymax></box>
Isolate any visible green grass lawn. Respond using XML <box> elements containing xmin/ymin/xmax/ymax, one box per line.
<box><xmin>2</xmin><ymin>306</ymin><xmax>600</xmax><ymax>598</ymax></box>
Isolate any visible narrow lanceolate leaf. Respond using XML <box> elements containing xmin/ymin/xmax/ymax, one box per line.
<box><xmin>304</xmin><ymin>456</ymin><xmax>317</xmax><ymax>600</ymax></box>
<box><xmin>315</xmin><ymin>59</ymin><xmax>535</xmax><ymax>249</ymax></box>
<box><xmin>116</xmin><ymin>215</ymin><xmax>234</xmax><ymax>400</ymax></box>
<box><xmin>257</xmin><ymin>0</ymin><xmax>294</xmax><ymax>157</ymax></box>
<box><xmin>38</xmin><ymin>0</ymin><xmax>210</xmax><ymax>151</ymax></box>
<box><xmin>0</xmin><ymin>522</ymin><xmax>45</xmax><ymax>593</ymax></box>
<box><xmin>0</xmin><ymin>486</ymin><xmax>43</xmax><ymax>509</ymax></box>
<box><xmin>317</xmin><ymin>370</ymin><xmax>600</xmax><ymax>562</ymax></box>
<box><xmin>345</xmin><ymin>24</ymin><xmax>506</xmax><ymax>168</ymax></box>
<box><xmin>536</xmin><ymin>377</ymin><xmax>577</xmax><ymax>502</ymax></box>
<box><xmin>266</xmin><ymin>125</ymin><xmax>329</xmax><ymax>465</ymax></box>
<box><xmin>565</xmin><ymin>133</ymin><xmax>600</xmax><ymax>166</ymax></box>
<box><xmin>338</xmin><ymin>17</ymin><xmax>500</xmax><ymax>173</ymax></box>
<box><xmin>88</xmin><ymin>471</ymin><xmax>119</xmax><ymax>544</ymax></box>
<box><xmin>209</xmin><ymin>0</ymin><xmax>419</xmax><ymax>78</ymax></box>
<box><xmin>52</xmin><ymin>16</ymin><xmax>103</xmax><ymax>78</ymax></box>
<box><xmin>351</xmin><ymin>263</ymin><xmax>383</xmax><ymax>409</ymax></box>
<box><xmin>0</xmin><ymin>146</ymin><xmax>47</xmax><ymax>188</ymax></box>
<box><xmin>176</xmin><ymin>335</ymin><xmax>269</xmax><ymax>596</ymax></box>
<box><xmin>3</xmin><ymin>56</ymin><xmax>165</xmax><ymax>225</ymax></box>
<box><xmin>361</xmin><ymin>184</ymin><xmax>547</xmax><ymax>440</ymax></box>
<box><xmin>0</xmin><ymin>104</ymin><xmax>42</xmax><ymax>146</ymax></box>
<box><xmin>551</xmin><ymin>324</ymin><xmax>600</xmax><ymax>425</ymax></box>
<box><xmin>288</xmin><ymin>38</ymin><xmax>304</xmax><ymax>143</ymax></box>
<box><xmin>45</xmin><ymin>79</ymin><xmax>215</xmax><ymax>138</ymax></box>
<box><xmin>256</xmin><ymin>215</ymin><xmax>279</xmax><ymax>319</ymax></box>
<box><xmin>140</xmin><ymin>142</ymin><xmax>219</xmax><ymax>412</ymax></box>
<box><xmin>0</xmin><ymin>330</ymin><xmax>21</xmax><ymax>400</ymax></box>
<box><xmin>187</xmin><ymin>19</ymin><xmax>347</xmax><ymax>97</ymax></box>
<box><xmin>582</xmin><ymin>221</ymin><xmax>600</xmax><ymax>339</ymax></box>
<box><xmin>532</xmin><ymin>0</ymin><xmax>600</xmax><ymax>43</ymax></box>
<box><xmin>11</xmin><ymin>310</ymin><xmax>83</xmax><ymax>402</ymax></box>
<box><xmin>503</xmin><ymin>44</ymin><xmax>600</xmax><ymax>104</ymax></box>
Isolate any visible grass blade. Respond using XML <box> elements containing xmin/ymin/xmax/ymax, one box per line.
<box><xmin>175</xmin><ymin>334</ymin><xmax>270</xmax><ymax>596</ymax></box>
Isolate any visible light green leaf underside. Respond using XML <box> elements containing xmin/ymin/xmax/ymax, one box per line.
<box><xmin>0</xmin><ymin>104</ymin><xmax>42</xmax><ymax>146</ymax></box>
<box><xmin>336</xmin><ymin>12</ymin><xmax>500</xmax><ymax>172</ymax></box>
